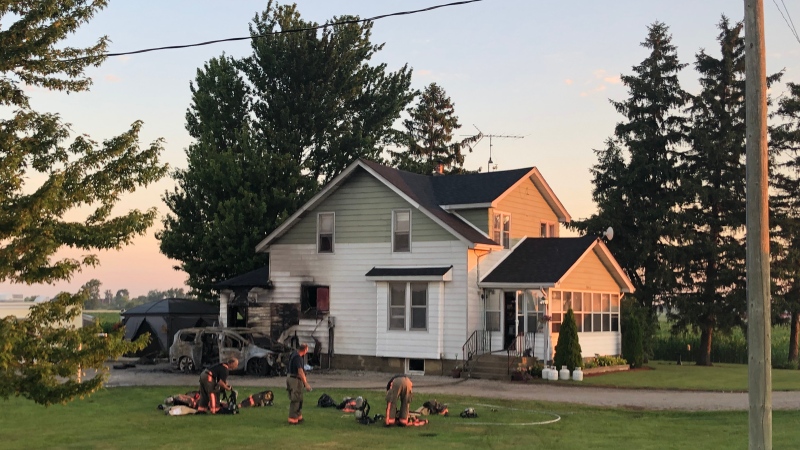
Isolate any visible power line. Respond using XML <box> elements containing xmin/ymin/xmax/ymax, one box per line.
<box><xmin>87</xmin><ymin>0</ymin><xmax>484</xmax><ymax>61</ymax></box>
<box><xmin>772</xmin><ymin>0</ymin><xmax>800</xmax><ymax>44</ymax></box>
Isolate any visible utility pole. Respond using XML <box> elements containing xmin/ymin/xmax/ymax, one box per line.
<box><xmin>472</xmin><ymin>125</ymin><xmax>524</xmax><ymax>172</ymax></box>
<box><xmin>744</xmin><ymin>0</ymin><xmax>771</xmax><ymax>449</ymax></box>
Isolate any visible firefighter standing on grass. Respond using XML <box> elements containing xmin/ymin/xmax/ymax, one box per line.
<box><xmin>197</xmin><ymin>358</ymin><xmax>238</xmax><ymax>414</ymax></box>
<box><xmin>287</xmin><ymin>343</ymin><xmax>312</xmax><ymax>424</ymax></box>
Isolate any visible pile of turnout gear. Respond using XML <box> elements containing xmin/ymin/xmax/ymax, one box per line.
<box><xmin>317</xmin><ymin>394</ymin><xmax>384</xmax><ymax>425</ymax></box>
<box><xmin>158</xmin><ymin>389</ymin><xmax>273</xmax><ymax>416</ymax></box>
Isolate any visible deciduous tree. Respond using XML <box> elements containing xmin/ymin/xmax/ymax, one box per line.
<box><xmin>0</xmin><ymin>0</ymin><xmax>163</xmax><ymax>403</ymax></box>
<box><xmin>160</xmin><ymin>1</ymin><xmax>414</xmax><ymax>298</ymax></box>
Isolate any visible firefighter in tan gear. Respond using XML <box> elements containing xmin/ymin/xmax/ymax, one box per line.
<box><xmin>385</xmin><ymin>375</ymin><xmax>415</xmax><ymax>426</ymax></box>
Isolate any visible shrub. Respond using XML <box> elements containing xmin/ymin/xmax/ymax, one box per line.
<box><xmin>622</xmin><ymin>312</ymin><xmax>644</xmax><ymax>368</ymax></box>
<box><xmin>553</xmin><ymin>308</ymin><xmax>582</xmax><ymax>371</ymax></box>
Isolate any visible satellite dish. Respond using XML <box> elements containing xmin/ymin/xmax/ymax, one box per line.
<box><xmin>604</xmin><ymin>227</ymin><xmax>614</xmax><ymax>241</ymax></box>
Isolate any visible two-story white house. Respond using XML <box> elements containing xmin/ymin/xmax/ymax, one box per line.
<box><xmin>217</xmin><ymin>158</ymin><xmax>634</xmax><ymax>375</ymax></box>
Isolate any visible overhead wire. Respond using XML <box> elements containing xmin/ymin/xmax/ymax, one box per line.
<box><xmin>85</xmin><ymin>0</ymin><xmax>484</xmax><ymax>61</ymax></box>
<box><xmin>773</xmin><ymin>0</ymin><xmax>800</xmax><ymax>44</ymax></box>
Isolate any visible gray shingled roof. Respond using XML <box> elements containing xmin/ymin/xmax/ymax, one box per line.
<box><xmin>481</xmin><ymin>236</ymin><xmax>597</xmax><ymax>284</ymax></box>
<box><xmin>122</xmin><ymin>298</ymin><xmax>219</xmax><ymax>316</ymax></box>
<box><xmin>213</xmin><ymin>266</ymin><xmax>271</xmax><ymax>289</ymax></box>
<box><xmin>365</xmin><ymin>266</ymin><xmax>453</xmax><ymax>277</ymax></box>
<box><xmin>360</xmin><ymin>159</ymin><xmax>531</xmax><ymax>246</ymax></box>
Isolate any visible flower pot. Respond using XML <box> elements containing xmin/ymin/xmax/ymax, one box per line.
<box><xmin>451</xmin><ymin>369</ymin><xmax>462</xmax><ymax>378</ymax></box>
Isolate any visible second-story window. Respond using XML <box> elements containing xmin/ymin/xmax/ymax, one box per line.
<box><xmin>318</xmin><ymin>212</ymin><xmax>334</xmax><ymax>253</ymax></box>
<box><xmin>393</xmin><ymin>210</ymin><xmax>411</xmax><ymax>252</ymax></box>
<box><xmin>540</xmin><ymin>221</ymin><xmax>557</xmax><ymax>237</ymax></box>
<box><xmin>493</xmin><ymin>212</ymin><xmax>511</xmax><ymax>249</ymax></box>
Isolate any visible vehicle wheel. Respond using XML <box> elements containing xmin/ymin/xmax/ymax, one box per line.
<box><xmin>246</xmin><ymin>357</ymin><xmax>270</xmax><ymax>377</ymax></box>
<box><xmin>179</xmin><ymin>356</ymin><xmax>196</xmax><ymax>374</ymax></box>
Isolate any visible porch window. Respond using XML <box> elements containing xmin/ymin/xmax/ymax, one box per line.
<box><xmin>388</xmin><ymin>282</ymin><xmax>428</xmax><ymax>331</ymax></box>
<box><xmin>317</xmin><ymin>212</ymin><xmax>335</xmax><ymax>253</ymax></box>
<box><xmin>393</xmin><ymin>210</ymin><xmax>411</xmax><ymax>252</ymax></box>
<box><xmin>550</xmin><ymin>290</ymin><xmax>620</xmax><ymax>333</ymax></box>
<box><xmin>493</xmin><ymin>212</ymin><xmax>511</xmax><ymax>248</ymax></box>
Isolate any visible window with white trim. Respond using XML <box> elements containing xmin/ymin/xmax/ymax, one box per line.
<box><xmin>393</xmin><ymin>210</ymin><xmax>411</xmax><ymax>252</ymax></box>
<box><xmin>540</xmin><ymin>221</ymin><xmax>557</xmax><ymax>237</ymax></box>
<box><xmin>317</xmin><ymin>212</ymin><xmax>334</xmax><ymax>253</ymax></box>
<box><xmin>492</xmin><ymin>212</ymin><xmax>511</xmax><ymax>249</ymax></box>
<box><xmin>549</xmin><ymin>290</ymin><xmax>619</xmax><ymax>333</ymax></box>
<box><xmin>484</xmin><ymin>289</ymin><xmax>501</xmax><ymax>332</ymax></box>
<box><xmin>388</xmin><ymin>282</ymin><xmax>428</xmax><ymax>331</ymax></box>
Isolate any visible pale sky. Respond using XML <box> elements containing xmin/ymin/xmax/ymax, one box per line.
<box><xmin>3</xmin><ymin>0</ymin><xmax>799</xmax><ymax>298</ymax></box>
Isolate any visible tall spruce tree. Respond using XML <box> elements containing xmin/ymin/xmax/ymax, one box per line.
<box><xmin>159</xmin><ymin>1</ymin><xmax>414</xmax><ymax>299</ymax></box>
<box><xmin>770</xmin><ymin>82</ymin><xmax>800</xmax><ymax>363</ymax></box>
<box><xmin>671</xmin><ymin>17</ymin><xmax>780</xmax><ymax>365</ymax></box>
<box><xmin>570</xmin><ymin>22</ymin><xmax>687</xmax><ymax>355</ymax></box>
<box><xmin>390</xmin><ymin>83</ymin><xmax>481</xmax><ymax>175</ymax></box>
<box><xmin>0</xmin><ymin>1</ymin><xmax>164</xmax><ymax>403</ymax></box>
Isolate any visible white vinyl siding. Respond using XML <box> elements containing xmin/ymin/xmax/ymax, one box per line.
<box><xmin>266</xmin><ymin>240</ymin><xmax>468</xmax><ymax>360</ymax></box>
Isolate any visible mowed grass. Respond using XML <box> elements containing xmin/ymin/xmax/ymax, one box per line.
<box><xmin>578</xmin><ymin>361</ymin><xmax>800</xmax><ymax>392</ymax></box>
<box><xmin>3</xmin><ymin>387</ymin><xmax>800</xmax><ymax>449</ymax></box>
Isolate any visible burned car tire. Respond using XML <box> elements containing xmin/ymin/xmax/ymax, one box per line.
<box><xmin>246</xmin><ymin>357</ymin><xmax>270</xmax><ymax>377</ymax></box>
<box><xmin>178</xmin><ymin>356</ymin><xmax>196</xmax><ymax>374</ymax></box>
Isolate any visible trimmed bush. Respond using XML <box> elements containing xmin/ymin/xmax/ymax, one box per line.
<box><xmin>553</xmin><ymin>308</ymin><xmax>583</xmax><ymax>371</ymax></box>
<box><xmin>622</xmin><ymin>311</ymin><xmax>644</xmax><ymax>368</ymax></box>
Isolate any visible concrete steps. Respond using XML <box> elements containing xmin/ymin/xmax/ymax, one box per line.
<box><xmin>466</xmin><ymin>353</ymin><xmax>530</xmax><ymax>380</ymax></box>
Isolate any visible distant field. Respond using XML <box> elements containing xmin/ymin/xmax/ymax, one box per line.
<box><xmin>84</xmin><ymin>311</ymin><xmax>121</xmax><ymax>325</ymax></box>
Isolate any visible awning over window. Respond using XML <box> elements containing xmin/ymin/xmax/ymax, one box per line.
<box><xmin>365</xmin><ymin>266</ymin><xmax>453</xmax><ymax>281</ymax></box>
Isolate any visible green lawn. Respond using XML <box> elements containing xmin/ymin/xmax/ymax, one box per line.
<box><xmin>578</xmin><ymin>361</ymin><xmax>800</xmax><ymax>391</ymax></box>
<box><xmin>84</xmin><ymin>311</ymin><xmax>121</xmax><ymax>325</ymax></box>
<box><xmin>2</xmin><ymin>386</ymin><xmax>799</xmax><ymax>449</ymax></box>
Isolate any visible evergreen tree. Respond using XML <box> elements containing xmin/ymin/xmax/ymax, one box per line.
<box><xmin>391</xmin><ymin>83</ymin><xmax>481</xmax><ymax>174</ymax></box>
<box><xmin>570</xmin><ymin>22</ymin><xmax>687</xmax><ymax>355</ymax></box>
<box><xmin>553</xmin><ymin>309</ymin><xmax>583</xmax><ymax>372</ymax></box>
<box><xmin>671</xmin><ymin>17</ymin><xmax>781</xmax><ymax>365</ymax></box>
<box><xmin>0</xmin><ymin>1</ymin><xmax>162</xmax><ymax>404</ymax></box>
<box><xmin>770</xmin><ymin>82</ymin><xmax>800</xmax><ymax>363</ymax></box>
<box><xmin>621</xmin><ymin>298</ymin><xmax>645</xmax><ymax>368</ymax></box>
<box><xmin>160</xmin><ymin>2</ymin><xmax>414</xmax><ymax>298</ymax></box>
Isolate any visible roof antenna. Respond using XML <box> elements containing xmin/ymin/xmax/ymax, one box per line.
<box><xmin>470</xmin><ymin>125</ymin><xmax>524</xmax><ymax>172</ymax></box>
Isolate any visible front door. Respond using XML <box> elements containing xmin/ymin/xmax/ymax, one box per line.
<box><xmin>503</xmin><ymin>291</ymin><xmax>517</xmax><ymax>349</ymax></box>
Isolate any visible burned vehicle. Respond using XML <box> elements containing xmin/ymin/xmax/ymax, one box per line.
<box><xmin>169</xmin><ymin>327</ymin><xmax>289</xmax><ymax>377</ymax></box>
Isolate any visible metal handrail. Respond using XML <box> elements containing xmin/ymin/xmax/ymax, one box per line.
<box><xmin>462</xmin><ymin>330</ymin><xmax>492</xmax><ymax>362</ymax></box>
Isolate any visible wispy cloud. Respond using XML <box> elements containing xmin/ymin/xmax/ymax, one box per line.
<box><xmin>567</xmin><ymin>69</ymin><xmax>621</xmax><ymax>97</ymax></box>
<box><xmin>416</xmin><ymin>69</ymin><xmax>432</xmax><ymax>77</ymax></box>
<box><xmin>104</xmin><ymin>74</ymin><xmax>121</xmax><ymax>83</ymax></box>
<box><xmin>116</xmin><ymin>55</ymin><xmax>131</xmax><ymax>62</ymax></box>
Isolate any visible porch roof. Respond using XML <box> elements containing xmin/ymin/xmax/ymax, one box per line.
<box><xmin>480</xmin><ymin>236</ymin><xmax>596</xmax><ymax>285</ymax></box>
<box><xmin>212</xmin><ymin>266</ymin><xmax>271</xmax><ymax>290</ymax></box>
<box><xmin>365</xmin><ymin>265</ymin><xmax>453</xmax><ymax>281</ymax></box>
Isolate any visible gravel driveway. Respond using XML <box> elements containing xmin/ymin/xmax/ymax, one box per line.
<box><xmin>104</xmin><ymin>361</ymin><xmax>800</xmax><ymax>411</ymax></box>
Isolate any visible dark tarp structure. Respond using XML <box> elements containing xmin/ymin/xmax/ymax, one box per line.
<box><xmin>121</xmin><ymin>298</ymin><xmax>219</xmax><ymax>356</ymax></box>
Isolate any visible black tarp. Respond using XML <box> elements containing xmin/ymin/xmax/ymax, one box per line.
<box><xmin>121</xmin><ymin>298</ymin><xmax>219</xmax><ymax>356</ymax></box>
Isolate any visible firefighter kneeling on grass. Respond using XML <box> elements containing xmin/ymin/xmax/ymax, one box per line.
<box><xmin>385</xmin><ymin>375</ymin><xmax>426</xmax><ymax>426</ymax></box>
<box><xmin>197</xmin><ymin>358</ymin><xmax>238</xmax><ymax>414</ymax></box>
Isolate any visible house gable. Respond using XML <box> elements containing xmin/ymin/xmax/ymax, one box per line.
<box><xmin>493</xmin><ymin>176</ymin><xmax>561</xmax><ymax>241</ymax></box>
<box><xmin>274</xmin><ymin>168</ymin><xmax>458</xmax><ymax>246</ymax></box>
<box><xmin>559</xmin><ymin>249</ymin><xmax>622</xmax><ymax>292</ymax></box>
